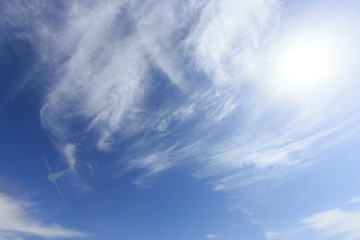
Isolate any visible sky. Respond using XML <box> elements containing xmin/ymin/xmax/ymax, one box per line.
<box><xmin>1</xmin><ymin>0</ymin><xmax>360</xmax><ymax>239</ymax></box>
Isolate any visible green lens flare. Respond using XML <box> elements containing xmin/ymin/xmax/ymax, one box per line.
<box><xmin>48</xmin><ymin>168</ymin><xmax>70</xmax><ymax>183</ymax></box>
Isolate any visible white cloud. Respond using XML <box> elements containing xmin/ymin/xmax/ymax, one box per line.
<box><xmin>265</xmin><ymin>231</ymin><xmax>278</xmax><ymax>239</ymax></box>
<box><xmin>118</xmin><ymin>0</ymin><xmax>357</xmax><ymax>189</ymax></box>
<box><xmin>37</xmin><ymin>0</ymin><xmax>281</xmax><ymax>143</ymax></box>
<box><xmin>3</xmin><ymin>1</ymin><xmax>358</xmax><ymax>239</ymax></box>
<box><xmin>12</xmin><ymin>0</ymin><xmax>355</xmax><ymax>192</ymax></box>
<box><xmin>31</xmin><ymin>0</ymin><xmax>287</xmax><ymax>185</ymax></box>
<box><xmin>61</xmin><ymin>143</ymin><xmax>77</xmax><ymax>170</ymax></box>
<box><xmin>38</xmin><ymin>1</ymin><xmax>151</xmax><ymax>150</ymax></box>
<box><xmin>154</xmin><ymin>104</ymin><xmax>194</xmax><ymax>133</ymax></box>
<box><xmin>127</xmin><ymin>152</ymin><xmax>174</xmax><ymax>186</ymax></box>
<box><xmin>206</xmin><ymin>233</ymin><xmax>220</xmax><ymax>239</ymax></box>
<box><xmin>37</xmin><ymin>0</ymin><xmax>197</xmax><ymax>157</ymax></box>
<box><xmin>302</xmin><ymin>208</ymin><xmax>360</xmax><ymax>240</ymax></box>
<box><xmin>266</xmin><ymin>207</ymin><xmax>360</xmax><ymax>240</ymax></box>
<box><xmin>133</xmin><ymin>0</ymin><xmax>198</xmax><ymax>89</ymax></box>
<box><xmin>185</xmin><ymin>0</ymin><xmax>281</xmax><ymax>86</ymax></box>
<box><xmin>0</xmin><ymin>193</ymin><xmax>87</xmax><ymax>239</ymax></box>
<box><xmin>38</xmin><ymin>0</ymin><xmax>201</xmax><ymax>148</ymax></box>
<box><xmin>349</xmin><ymin>196</ymin><xmax>360</xmax><ymax>204</ymax></box>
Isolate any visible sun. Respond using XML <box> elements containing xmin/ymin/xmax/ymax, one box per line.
<box><xmin>270</xmin><ymin>28</ymin><xmax>345</xmax><ymax>99</ymax></box>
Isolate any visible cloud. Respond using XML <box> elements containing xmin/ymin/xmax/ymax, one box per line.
<box><xmin>205</xmin><ymin>233</ymin><xmax>221</xmax><ymax>239</ymax></box>
<box><xmin>61</xmin><ymin>143</ymin><xmax>77</xmax><ymax>170</ymax></box>
<box><xmin>0</xmin><ymin>193</ymin><xmax>87</xmax><ymax>239</ymax></box>
<box><xmin>348</xmin><ymin>196</ymin><xmax>360</xmax><ymax>204</ymax></box>
<box><xmin>40</xmin><ymin>1</ymin><xmax>148</xmax><ymax>151</ymax></box>
<box><xmin>133</xmin><ymin>0</ymin><xmax>198</xmax><ymax>89</ymax></box>
<box><xmin>120</xmin><ymin>0</ymin><xmax>288</xmax><ymax>186</ymax></box>
<box><xmin>38</xmin><ymin>0</ymin><xmax>202</xmax><ymax>150</ymax></box>
<box><xmin>37</xmin><ymin>1</ymin><xmax>198</xmax><ymax>161</ymax></box>
<box><xmin>123</xmin><ymin>0</ymin><xmax>360</xmax><ymax>190</ymax></box>
<box><xmin>265</xmin><ymin>231</ymin><xmax>278</xmax><ymax>239</ymax></box>
<box><xmin>265</xmin><ymin>206</ymin><xmax>360</xmax><ymax>240</ymax></box>
<box><xmin>3</xmin><ymin>3</ymin><xmax>360</xmax><ymax>240</ymax></box>
<box><xmin>302</xmin><ymin>208</ymin><xmax>360</xmax><ymax>240</ymax></box>
<box><xmin>185</xmin><ymin>0</ymin><xmax>281</xmax><ymax>86</ymax></box>
<box><xmin>127</xmin><ymin>152</ymin><xmax>175</xmax><ymax>186</ymax></box>
<box><xmin>5</xmin><ymin>0</ymin><xmax>356</xmax><ymax>191</ymax></box>
<box><xmin>29</xmin><ymin>0</ymin><xmax>285</xmax><ymax>186</ymax></box>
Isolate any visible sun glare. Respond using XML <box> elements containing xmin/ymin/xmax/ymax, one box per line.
<box><xmin>271</xmin><ymin>29</ymin><xmax>346</xmax><ymax>98</ymax></box>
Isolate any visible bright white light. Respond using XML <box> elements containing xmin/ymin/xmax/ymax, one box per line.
<box><xmin>271</xmin><ymin>29</ymin><xmax>345</xmax><ymax>98</ymax></box>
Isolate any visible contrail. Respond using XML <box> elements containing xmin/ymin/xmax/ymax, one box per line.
<box><xmin>43</xmin><ymin>152</ymin><xmax>68</xmax><ymax>204</ymax></box>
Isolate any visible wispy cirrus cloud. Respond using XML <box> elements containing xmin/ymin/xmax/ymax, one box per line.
<box><xmin>118</xmin><ymin>0</ymin><xmax>286</xmax><ymax>185</ymax></box>
<box><xmin>61</xmin><ymin>143</ymin><xmax>77</xmax><ymax>170</ymax></box>
<box><xmin>127</xmin><ymin>152</ymin><xmax>174</xmax><ymax>186</ymax></box>
<box><xmin>37</xmin><ymin>0</ymin><xmax>199</xmax><ymax>159</ymax></box>
<box><xmin>0</xmin><ymin>193</ymin><xmax>87</xmax><ymax>239</ymax></box>
<box><xmin>185</xmin><ymin>0</ymin><xmax>281</xmax><ymax>86</ymax></box>
<box><xmin>119</xmin><ymin>0</ymin><xmax>360</xmax><ymax>190</ymax></box>
<box><xmin>6</xmin><ymin>0</ymin><xmax>359</xmax><ymax>193</ymax></box>
<box><xmin>40</xmin><ymin>1</ymin><xmax>148</xmax><ymax>151</ymax></box>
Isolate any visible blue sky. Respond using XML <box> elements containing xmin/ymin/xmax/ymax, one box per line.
<box><xmin>1</xmin><ymin>0</ymin><xmax>360</xmax><ymax>239</ymax></box>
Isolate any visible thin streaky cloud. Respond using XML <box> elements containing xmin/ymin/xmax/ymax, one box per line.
<box><xmin>0</xmin><ymin>193</ymin><xmax>87</xmax><ymax>239</ymax></box>
<box><xmin>2</xmin><ymin>1</ymin><xmax>360</xmax><ymax>240</ymax></box>
<box><xmin>7</xmin><ymin>0</ymin><xmax>357</xmax><ymax>199</ymax></box>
